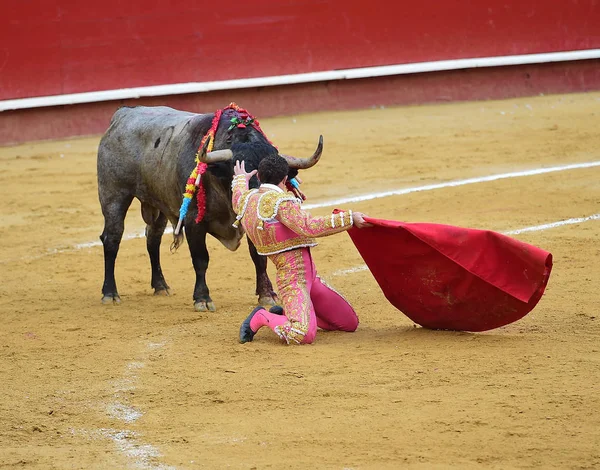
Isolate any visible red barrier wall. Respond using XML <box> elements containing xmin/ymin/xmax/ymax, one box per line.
<box><xmin>2</xmin><ymin>59</ymin><xmax>599</xmax><ymax>145</ymax></box>
<box><xmin>2</xmin><ymin>0</ymin><xmax>599</xmax><ymax>100</ymax></box>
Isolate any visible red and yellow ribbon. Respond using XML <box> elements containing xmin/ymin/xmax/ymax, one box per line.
<box><xmin>175</xmin><ymin>103</ymin><xmax>274</xmax><ymax>234</ymax></box>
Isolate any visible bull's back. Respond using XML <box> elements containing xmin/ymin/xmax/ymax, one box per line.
<box><xmin>98</xmin><ymin>106</ymin><xmax>197</xmax><ymax>164</ymax></box>
<box><xmin>106</xmin><ymin>106</ymin><xmax>197</xmax><ymax>134</ymax></box>
<box><xmin>97</xmin><ymin>106</ymin><xmax>201</xmax><ymax>215</ymax></box>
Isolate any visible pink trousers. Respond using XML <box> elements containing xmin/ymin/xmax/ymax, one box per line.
<box><xmin>250</xmin><ymin>248</ymin><xmax>359</xmax><ymax>344</ymax></box>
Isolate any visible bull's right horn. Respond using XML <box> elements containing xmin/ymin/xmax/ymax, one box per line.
<box><xmin>279</xmin><ymin>135</ymin><xmax>323</xmax><ymax>169</ymax></box>
<box><xmin>199</xmin><ymin>149</ymin><xmax>234</xmax><ymax>163</ymax></box>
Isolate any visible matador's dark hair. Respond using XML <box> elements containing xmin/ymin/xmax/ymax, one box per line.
<box><xmin>258</xmin><ymin>154</ymin><xmax>289</xmax><ymax>185</ymax></box>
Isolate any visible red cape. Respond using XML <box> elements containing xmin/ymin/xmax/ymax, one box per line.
<box><xmin>347</xmin><ymin>217</ymin><xmax>552</xmax><ymax>332</ymax></box>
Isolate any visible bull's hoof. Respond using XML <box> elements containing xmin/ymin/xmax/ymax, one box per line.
<box><xmin>101</xmin><ymin>294</ymin><xmax>121</xmax><ymax>305</ymax></box>
<box><xmin>258</xmin><ymin>296</ymin><xmax>278</xmax><ymax>308</ymax></box>
<box><xmin>153</xmin><ymin>288</ymin><xmax>170</xmax><ymax>296</ymax></box>
<box><xmin>194</xmin><ymin>301</ymin><xmax>216</xmax><ymax>312</ymax></box>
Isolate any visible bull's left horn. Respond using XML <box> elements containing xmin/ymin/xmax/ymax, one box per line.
<box><xmin>279</xmin><ymin>135</ymin><xmax>323</xmax><ymax>169</ymax></box>
<box><xmin>199</xmin><ymin>149</ymin><xmax>234</xmax><ymax>163</ymax></box>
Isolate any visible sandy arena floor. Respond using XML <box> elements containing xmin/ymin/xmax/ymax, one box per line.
<box><xmin>1</xmin><ymin>92</ymin><xmax>599</xmax><ymax>469</ymax></box>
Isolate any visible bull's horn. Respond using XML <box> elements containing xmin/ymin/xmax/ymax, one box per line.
<box><xmin>199</xmin><ymin>149</ymin><xmax>234</xmax><ymax>163</ymax></box>
<box><xmin>279</xmin><ymin>135</ymin><xmax>323</xmax><ymax>169</ymax></box>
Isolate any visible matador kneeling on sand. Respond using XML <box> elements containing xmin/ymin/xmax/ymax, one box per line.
<box><xmin>231</xmin><ymin>154</ymin><xmax>371</xmax><ymax>345</ymax></box>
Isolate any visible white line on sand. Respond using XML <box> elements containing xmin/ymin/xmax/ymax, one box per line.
<box><xmin>503</xmin><ymin>213</ymin><xmax>600</xmax><ymax>235</ymax></box>
<box><xmin>70</xmin><ymin>428</ymin><xmax>175</xmax><ymax>470</ymax></box>
<box><xmin>303</xmin><ymin>160</ymin><xmax>600</xmax><ymax>209</ymax></box>
<box><xmin>74</xmin><ymin>230</ymin><xmax>147</xmax><ymax>250</ymax></box>
<box><xmin>59</xmin><ymin>160</ymin><xmax>600</xmax><ymax>253</ymax></box>
<box><xmin>98</xmin><ymin>341</ymin><xmax>175</xmax><ymax>470</ymax></box>
<box><xmin>2</xmin><ymin>160</ymin><xmax>598</xmax><ymax>263</ymax></box>
<box><xmin>332</xmin><ymin>212</ymin><xmax>600</xmax><ymax>276</ymax></box>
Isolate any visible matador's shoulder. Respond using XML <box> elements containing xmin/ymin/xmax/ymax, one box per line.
<box><xmin>257</xmin><ymin>190</ymin><xmax>300</xmax><ymax>221</ymax></box>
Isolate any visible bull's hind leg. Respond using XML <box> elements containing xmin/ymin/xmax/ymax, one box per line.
<box><xmin>99</xmin><ymin>193</ymin><xmax>134</xmax><ymax>304</ymax></box>
<box><xmin>184</xmin><ymin>221</ymin><xmax>216</xmax><ymax>312</ymax></box>
<box><xmin>248</xmin><ymin>238</ymin><xmax>278</xmax><ymax>307</ymax></box>
<box><xmin>141</xmin><ymin>204</ymin><xmax>170</xmax><ymax>296</ymax></box>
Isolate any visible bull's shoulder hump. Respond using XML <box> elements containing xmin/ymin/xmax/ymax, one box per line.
<box><xmin>114</xmin><ymin>105</ymin><xmax>198</xmax><ymax>121</ymax></box>
<box><xmin>105</xmin><ymin>106</ymin><xmax>204</xmax><ymax>136</ymax></box>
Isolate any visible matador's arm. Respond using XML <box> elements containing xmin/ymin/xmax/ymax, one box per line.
<box><xmin>231</xmin><ymin>174</ymin><xmax>250</xmax><ymax>215</ymax></box>
<box><xmin>276</xmin><ymin>200</ymin><xmax>353</xmax><ymax>238</ymax></box>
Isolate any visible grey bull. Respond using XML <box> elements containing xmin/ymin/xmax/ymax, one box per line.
<box><xmin>97</xmin><ymin>105</ymin><xmax>322</xmax><ymax>311</ymax></box>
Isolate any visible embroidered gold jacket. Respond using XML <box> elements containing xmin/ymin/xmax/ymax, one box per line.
<box><xmin>231</xmin><ymin>175</ymin><xmax>353</xmax><ymax>255</ymax></box>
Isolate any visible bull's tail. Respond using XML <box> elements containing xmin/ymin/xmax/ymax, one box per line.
<box><xmin>170</xmin><ymin>231</ymin><xmax>185</xmax><ymax>253</ymax></box>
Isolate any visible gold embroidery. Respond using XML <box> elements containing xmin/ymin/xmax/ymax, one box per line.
<box><xmin>256</xmin><ymin>238</ymin><xmax>318</xmax><ymax>256</ymax></box>
<box><xmin>258</xmin><ymin>191</ymin><xmax>298</xmax><ymax>220</ymax></box>
<box><xmin>254</xmin><ymin>189</ymin><xmax>298</xmax><ymax>230</ymax></box>
<box><xmin>234</xmin><ymin>186</ymin><xmax>351</xmax><ymax>256</ymax></box>
<box><xmin>277</xmin><ymin>202</ymin><xmax>351</xmax><ymax>238</ymax></box>
<box><xmin>271</xmin><ymin>249</ymin><xmax>311</xmax><ymax>344</ymax></box>
<box><xmin>232</xmin><ymin>188</ymin><xmax>258</xmax><ymax>228</ymax></box>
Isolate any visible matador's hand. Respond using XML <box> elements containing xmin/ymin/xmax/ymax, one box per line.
<box><xmin>352</xmin><ymin>212</ymin><xmax>372</xmax><ymax>228</ymax></box>
<box><xmin>234</xmin><ymin>160</ymin><xmax>257</xmax><ymax>183</ymax></box>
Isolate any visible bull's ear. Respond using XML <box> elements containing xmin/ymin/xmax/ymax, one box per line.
<box><xmin>287</xmin><ymin>168</ymin><xmax>299</xmax><ymax>180</ymax></box>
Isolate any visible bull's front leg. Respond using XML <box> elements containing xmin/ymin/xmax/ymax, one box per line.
<box><xmin>184</xmin><ymin>221</ymin><xmax>216</xmax><ymax>312</ymax></box>
<box><xmin>247</xmin><ymin>237</ymin><xmax>278</xmax><ymax>307</ymax></box>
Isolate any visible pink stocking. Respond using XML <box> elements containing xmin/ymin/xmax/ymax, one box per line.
<box><xmin>249</xmin><ymin>308</ymin><xmax>288</xmax><ymax>333</ymax></box>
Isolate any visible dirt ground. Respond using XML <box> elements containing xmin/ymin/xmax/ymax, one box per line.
<box><xmin>1</xmin><ymin>92</ymin><xmax>599</xmax><ymax>470</ymax></box>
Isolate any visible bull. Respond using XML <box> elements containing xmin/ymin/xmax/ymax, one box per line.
<box><xmin>97</xmin><ymin>105</ymin><xmax>322</xmax><ymax>311</ymax></box>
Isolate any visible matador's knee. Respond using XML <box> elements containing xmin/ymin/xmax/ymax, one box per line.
<box><xmin>274</xmin><ymin>322</ymin><xmax>315</xmax><ymax>345</ymax></box>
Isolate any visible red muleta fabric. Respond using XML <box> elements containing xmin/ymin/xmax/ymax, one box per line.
<box><xmin>347</xmin><ymin>217</ymin><xmax>553</xmax><ymax>332</ymax></box>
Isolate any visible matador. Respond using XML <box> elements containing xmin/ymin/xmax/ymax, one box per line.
<box><xmin>231</xmin><ymin>154</ymin><xmax>371</xmax><ymax>345</ymax></box>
